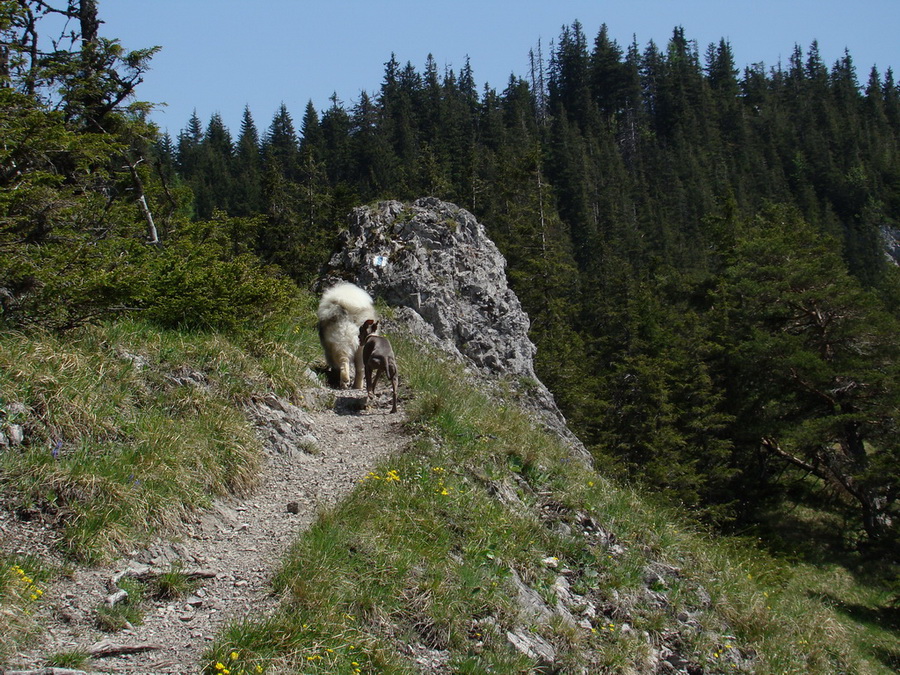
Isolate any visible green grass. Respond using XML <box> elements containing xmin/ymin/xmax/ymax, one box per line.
<box><xmin>149</xmin><ymin>561</ymin><xmax>200</xmax><ymax>600</ymax></box>
<box><xmin>45</xmin><ymin>648</ymin><xmax>90</xmax><ymax>669</ymax></box>
<box><xmin>0</xmin><ymin>308</ymin><xmax>323</xmax><ymax>564</ymax></box>
<box><xmin>204</xmin><ymin>334</ymin><xmax>899</xmax><ymax>674</ymax></box>
<box><xmin>95</xmin><ymin>576</ymin><xmax>145</xmax><ymax>632</ymax></box>
<box><xmin>1</xmin><ymin>295</ymin><xmax>896</xmax><ymax>672</ymax></box>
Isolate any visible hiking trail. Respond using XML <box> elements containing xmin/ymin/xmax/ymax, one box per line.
<box><xmin>5</xmin><ymin>388</ymin><xmax>406</xmax><ymax>674</ymax></box>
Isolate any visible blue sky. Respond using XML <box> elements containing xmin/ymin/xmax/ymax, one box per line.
<box><xmin>97</xmin><ymin>0</ymin><xmax>900</xmax><ymax>136</ymax></box>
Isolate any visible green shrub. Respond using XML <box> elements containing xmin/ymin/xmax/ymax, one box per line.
<box><xmin>137</xmin><ymin>214</ymin><xmax>298</xmax><ymax>334</ymax></box>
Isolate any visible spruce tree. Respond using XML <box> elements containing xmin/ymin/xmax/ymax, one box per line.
<box><xmin>177</xmin><ymin>111</ymin><xmax>205</xmax><ymax>180</ymax></box>
<box><xmin>193</xmin><ymin>112</ymin><xmax>235</xmax><ymax>219</ymax></box>
<box><xmin>718</xmin><ymin>207</ymin><xmax>900</xmax><ymax>541</ymax></box>
<box><xmin>233</xmin><ymin>106</ymin><xmax>264</xmax><ymax>217</ymax></box>
<box><xmin>350</xmin><ymin>90</ymin><xmax>398</xmax><ymax>198</ymax></box>
<box><xmin>264</xmin><ymin>103</ymin><xmax>300</xmax><ymax>181</ymax></box>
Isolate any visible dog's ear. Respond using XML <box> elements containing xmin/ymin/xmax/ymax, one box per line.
<box><xmin>360</xmin><ymin>319</ymin><xmax>378</xmax><ymax>340</ymax></box>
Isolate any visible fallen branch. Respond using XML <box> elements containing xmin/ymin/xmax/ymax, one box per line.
<box><xmin>130</xmin><ymin>568</ymin><xmax>218</xmax><ymax>583</ymax></box>
<box><xmin>87</xmin><ymin>639</ymin><xmax>163</xmax><ymax>658</ymax></box>
<box><xmin>3</xmin><ymin>669</ymin><xmax>89</xmax><ymax>675</ymax></box>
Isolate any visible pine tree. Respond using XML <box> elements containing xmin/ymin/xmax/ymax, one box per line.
<box><xmin>594</xmin><ymin>280</ymin><xmax>736</xmax><ymax>522</ymax></box>
<box><xmin>300</xmin><ymin>100</ymin><xmax>324</xmax><ymax>160</ymax></box>
<box><xmin>233</xmin><ymin>106</ymin><xmax>264</xmax><ymax>217</ymax></box>
<box><xmin>350</xmin><ymin>90</ymin><xmax>398</xmax><ymax>198</ymax></box>
<box><xmin>264</xmin><ymin>103</ymin><xmax>300</xmax><ymax>181</ymax></box>
<box><xmin>320</xmin><ymin>94</ymin><xmax>354</xmax><ymax>187</ymax></box>
<box><xmin>548</xmin><ymin>21</ymin><xmax>592</xmax><ymax>125</ymax></box>
<box><xmin>718</xmin><ymin>207</ymin><xmax>900</xmax><ymax>541</ymax></box>
<box><xmin>193</xmin><ymin>112</ymin><xmax>234</xmax><ymax>218</ymax></box>
<box><xmin>705</xmin><ymin>39</ymin><xmax>744</xmax><ymax>156</ymax></box>
<box><xmin>177</xmin><ymin>111</ymin><xmax>205</xmax><ymax>179</ymax></box>
<box><xmin>589</xmin><ymin>24</ymin><xmax>627</xmax><ymax>119</ymax></box>
<box><xmin>378</xmin><ymin>55</ymin><xmax>419</xmax><ymax>196</ymax></box>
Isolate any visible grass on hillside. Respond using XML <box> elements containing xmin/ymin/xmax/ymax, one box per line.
<box><xmin>0</xmin><ymin>295</ymin><xmax>322</xmax><ymax>562</ymax></box>
<box><xmin>0</xmin><ymin>292</ymin><xmax>896</xmax><ymax>672</ymax></box>
<box><xmin>203</xmin><ymin>333</ymin><xmax>899</xmax><ymax>674</ymax></box>
<box><xmin>0</xmin><ymin>296</ymin><xmax>323</xmax><ymax>663</ymax></box>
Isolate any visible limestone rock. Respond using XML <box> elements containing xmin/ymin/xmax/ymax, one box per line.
<box><xmin>245</xmin><ymin>393</ymin><xmax>319</xmax><ymax>456</ymax></box>
<box><xmin>506</xmin><ymin>628</ymin><xmax>556</xmax><ymax>665</ymax></box>
<box><xmin>320</xmin><ymin>197</ymin><xmax>589</xmax><ymax>462</ymax></box>
<box><xmin>509</xmin><ymin>568</ymin><xmax>553</xmax><ymax>624</ymax></box>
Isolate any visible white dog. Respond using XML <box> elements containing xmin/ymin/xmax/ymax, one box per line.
<box><xmin>316</xmin><ymin>282</ymin><xmax>376</xmax><ymax>389</ymax></box>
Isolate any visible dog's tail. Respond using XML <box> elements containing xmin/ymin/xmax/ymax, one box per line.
<box><xmin>317</xmin><ymin>282</ymin><xmax>374</xmax><ymax>325</ymax></box>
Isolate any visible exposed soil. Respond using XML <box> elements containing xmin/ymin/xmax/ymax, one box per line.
<box><xmin>2</xmin><ymin>388</ymin><xmax>408</xmax><ymax>674</ymax></box>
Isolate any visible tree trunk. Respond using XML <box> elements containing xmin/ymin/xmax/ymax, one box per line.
<box><xmin>78</xmin><ymin>0</ymin><xmax>100</xmax><ymax>44</ymax></box>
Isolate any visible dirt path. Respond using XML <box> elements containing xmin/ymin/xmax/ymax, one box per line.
<box><xmin>6</xmin><ymin>388</ymin><xmax>407</xmax><ymax>674</ymax></box>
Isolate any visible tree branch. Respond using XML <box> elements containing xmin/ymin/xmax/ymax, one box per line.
<box><xmin>761</xmin><ymin>436</ymin><xmax>821</xmax><ymax>476</ymax></box>
<box><xmin>124</xmin><ymin>156</ymin><xmax>158</xmax><ymax>244</ymax></box>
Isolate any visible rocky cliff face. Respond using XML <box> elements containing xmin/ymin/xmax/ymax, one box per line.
<box><xmin>319</xmin><ymin>197</ymin><xmax>589</xmax><ymax>462</ymax></box>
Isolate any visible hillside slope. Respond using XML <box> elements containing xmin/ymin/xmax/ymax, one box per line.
<box><xmin>1</xmin><ymin>200</ymin><xmax>895</xmax><ymax>674</ymax></box>
<box><xmin>6</xmin><ymin>389</ymin><xmax>406</xmax><ymax>673</ymax></box>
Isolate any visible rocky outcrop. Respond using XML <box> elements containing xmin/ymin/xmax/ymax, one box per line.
<box><xmin>319</xmin><ymin>197</ymin><xmax>589</xmax><ymax>462</ymax></box>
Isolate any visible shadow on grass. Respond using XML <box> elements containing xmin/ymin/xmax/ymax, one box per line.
<box><xmin>870</xmin><ymin>645</ymin><xmax>900</xmax><ymax>672</ymax></box>
<box><xmin>810</xmin><ymin>591</ymin><xmax>900</xmax><ymax>631</ymax></box>
<box><xmin>808</xmin><ymin>590</ymin><xmax>900</xmax><ymax>671</ymax></box>
<box><xmin>746</xmin><ymin>499</ymin><xmax>896</xmax><ymax>582</ymax></box>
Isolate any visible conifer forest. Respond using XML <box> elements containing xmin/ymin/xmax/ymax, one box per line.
<box><xmin>2</xmin><ymin>3</ymin><xmax>899</xmax><ymax>556</ymax></box>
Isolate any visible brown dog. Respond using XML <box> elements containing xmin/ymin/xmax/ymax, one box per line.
<box><xmin>358</xmin><ymin>319</ymin><xmax>398</xmax><ymax>413</ymax></box>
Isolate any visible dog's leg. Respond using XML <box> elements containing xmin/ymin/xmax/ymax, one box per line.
<box><xmin>364</xmin><ymin>358</ymin><xmax>375</xmax><ymax>407</ymax></box>
<box><xmin>352</xmin><ymin>344</ymin><xmax>365</xmax><ymax>389</ymax></box>
<box><xmin>338</xmin><ymin>356</ymin><xmax>351</xmax><ymax>388</ymax></box>
<box><xmin>371</xmin><ymin>363</ymin><xmax>382</xmax><ymax>393</ymax></box>
<box><xmin>388</xmin><ymin>362</ymin><xmax>398</xmax><ymax>413</ymax></box>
